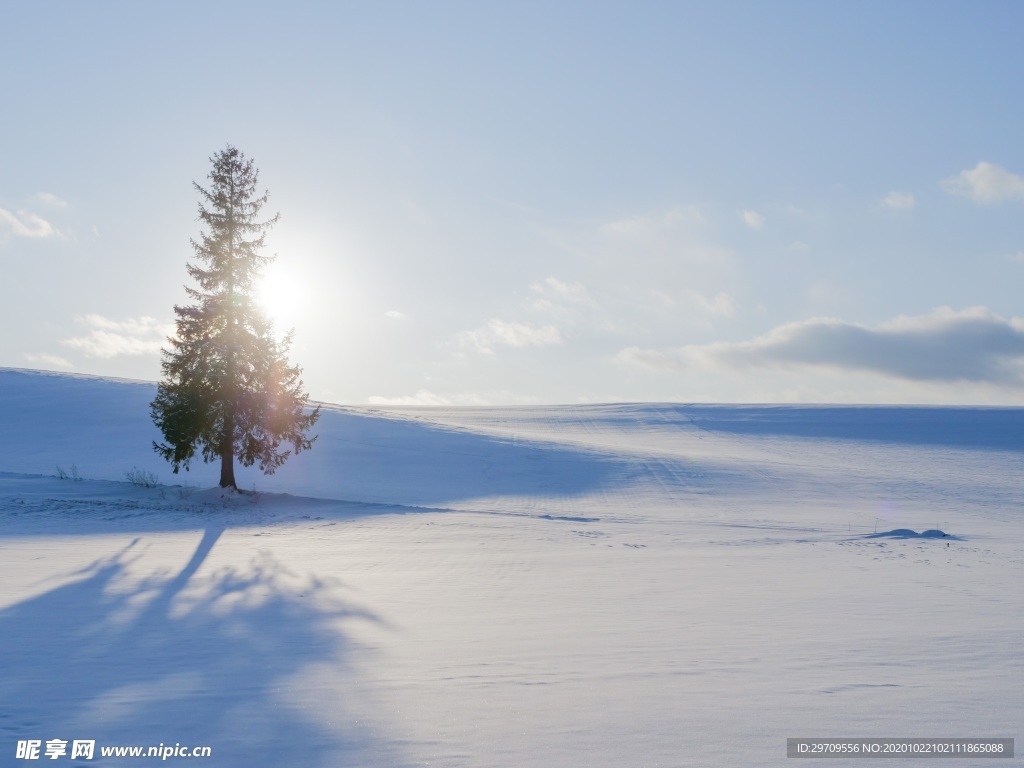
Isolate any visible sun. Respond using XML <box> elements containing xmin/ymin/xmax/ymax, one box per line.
<box><xmin>255</xmin><ymin>263</ymin><xmax>301</xmax><ymax>329</ymax></box>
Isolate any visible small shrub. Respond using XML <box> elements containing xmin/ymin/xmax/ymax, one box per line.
<box><xmin>125</xmin><ymin>467</ymin><xmax>159</xmax><ymax>488</ymax></box>
<box><xmin>56</xmin><ymin>464</ymin><xmax>82</xmax><ymax>481</ymax></box>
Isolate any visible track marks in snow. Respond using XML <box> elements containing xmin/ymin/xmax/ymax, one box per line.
<box><xmin>820</xmin><ymin>683</ymin><xmax>901</xmax><ymax>695</ymax></box>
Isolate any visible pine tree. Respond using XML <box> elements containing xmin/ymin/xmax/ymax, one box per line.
<box><xmin>151</xmin><ymin>146</ymin><xmax>319</xmax><ymax>489</ymax></box>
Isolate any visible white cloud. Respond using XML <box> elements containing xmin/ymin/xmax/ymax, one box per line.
<box><xmin>529</xmin><ymin>297</ymin><xmax>558</xmax><ymax>313</ymax></box>
<box><xmin>457</xmin><ymin>319</ymin><xmax>562</xmax><ymax>355</ymax></box>
<box><xmin>367</xmin><ymin>389</ymin><xmax>495</xmax><ymax>406</ymax></box>
<box><xmin>601</xmin><ymin>205</ymin><xmax>704</xmax><ymax>236</ymax></box>
<box><xmin>660</xmin><ymin>205</ymin><xmax>705</xmax><ymax>228</ymax></box>
<box><xmin>688</xmin><ymin>290</ymin><xmax>736</xmax><ymax>318</ymax></box>
<box><xmin>742</xmin><ymin>210</ymin><xmax>765</xmax><ymax>229</ymax></box>
<box><xmin>531</xmin><ymin>277</ymin><xmax>591</xmax><ymax>303</ymax></box>
<box><xmin>24</xmin><ymin>352</ymin><xmax>74</xmax><ymax>370</ymax></box>
<box><xmin>601</xmin><ymin>216</ymin><xmax>645</xmax><ymax>236</ymax></box>
<box><xmin>883</xmin><ymin>191</ymin><xmax>915</xmax><ymax>210</ymax></box>
<box><xmin>619</xmin><ymin>307</ymin><xmax>1024</xmax><ymax>385</ymax></box>
<box><xmin>62</xmin><ymin>315</ymin><xmax>173</xmax><ymax>358</ymax></box>
<box><xmin>0</xmin><ymin>208</ymin><xmax>57</xmax><ymax>239</ymax></box>
<box><xmin>942</xmin><ymin>162</ymin><xmax>1024</xmax><ymax>203</ymax></box>
<box><xmin>591</xmin><ymin>204</ymin><xmax>732</xmax><ymax>276</ymax></box>
<box><xmin>643</xmin><ymin>286</ymin><xmax>738</xmax><ymax>324</ymax></box>
<box><xmin>385</xmin><ymin>310</ymin><xmax>407</xmax><ymax>319</ymax></box>
<box><xmin>596</xmin><ymin>206</ymin><xmax>732</xmax><ymax>272</ymax></box>
<box><xmin>368</xmin><ymin>389</ymin><xmax>451</xmax><ymax>406</ymax></box>
<box><xmin>35</xmin><ymin>192</ymin><xmax>67</xmax><ymax>208</ymax></box>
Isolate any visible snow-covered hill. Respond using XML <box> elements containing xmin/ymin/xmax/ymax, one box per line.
<box><xmin>1</xmin><ymin>368</ymin><xmax>1021</xmax><ymax>766</ymax></box>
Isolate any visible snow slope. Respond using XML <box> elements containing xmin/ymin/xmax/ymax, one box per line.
<box><xmin>1</xmin><ymin>368</ymin><xmax>1021</xmax><ymax>766</ymax></box>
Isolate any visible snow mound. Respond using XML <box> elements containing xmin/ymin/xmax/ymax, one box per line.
<box><xmin>189</xmin><ymin>486</ymin><xmax>260</xmax><ymax>506</ymax></box>
<box><xmin>865</xmin><ymin>528</ymin><xmax>958</xmax><ymax>539</ymax></box>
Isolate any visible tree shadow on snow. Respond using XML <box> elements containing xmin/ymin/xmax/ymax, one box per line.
<box><xmin>0</xmin><ymin>528</ymin><xmax>406</xmax><ymax>767</ymax></box>
<box><xmin>264</xmin><ymin>409</ymin><xmax>637</xmax><ymax>507</ymax></box>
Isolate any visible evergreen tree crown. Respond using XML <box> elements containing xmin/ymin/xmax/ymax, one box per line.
<box><xmin>151</xmin><ymin>146</ymin><xmax>319</xmax><ymax>488</ymax></box>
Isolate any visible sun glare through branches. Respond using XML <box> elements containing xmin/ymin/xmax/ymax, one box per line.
<box><xmin>256</xmin><ymin>261</ymin><xmax>302</xmax><ymax>332</ymax></box>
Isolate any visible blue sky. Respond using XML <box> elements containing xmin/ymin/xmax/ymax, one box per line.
<box><xmin>3</xmin><ymin>1</ymin><xmax>1024</xmax><ymax>404</ymax></box>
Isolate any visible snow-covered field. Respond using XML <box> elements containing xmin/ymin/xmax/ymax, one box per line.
<box><xmin>1</xmin><ymin>368</ymin><xmax>1021</xmax><ymax>766</ymax></box>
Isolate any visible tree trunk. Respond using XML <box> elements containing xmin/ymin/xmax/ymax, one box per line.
<box><xmin>219</xmin><ymin>413</ymin><xmax>236</xmax><ymax>488</ymax></box>
<box><xmin>220</xmin><ymin>177</ymin><xmax>238</xmax><ymax>491</ymax></box>
<box><xmin>219</xmin><ymin>443</ymin><xmax>236</xmax><ymax>488</ymax></box>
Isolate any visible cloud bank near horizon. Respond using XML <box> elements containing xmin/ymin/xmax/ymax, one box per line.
<box><xmin>61</xmin><ymin>315</ymin><xmax>173</xmax><ymax>359</ymax></box>
<box><xmin>620</xmin><ymin>307</ymin><xmax>1024</xmax><ymax>387</ymax></box>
